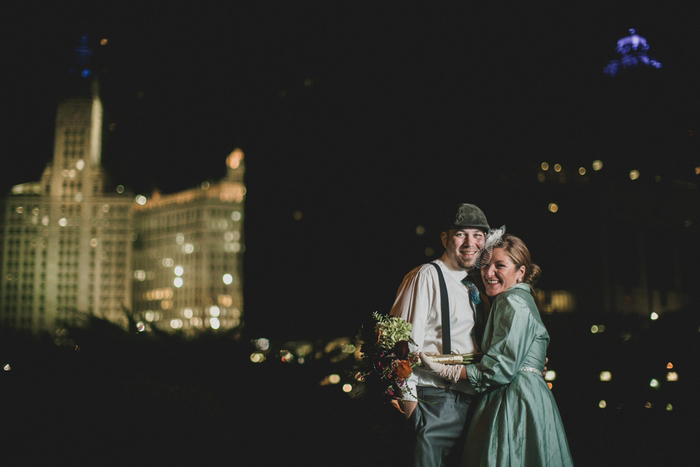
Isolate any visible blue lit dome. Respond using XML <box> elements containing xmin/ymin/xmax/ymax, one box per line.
<box><xmin>603</xmin><ymin>29</ymin><xmax>662</xmax><ymax>77</ymax></box>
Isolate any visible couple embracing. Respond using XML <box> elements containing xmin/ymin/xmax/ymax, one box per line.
<box><xmin>390</xmin><ymin>203</ymin><xmax>574</xmax><ymax>467</ymax></box>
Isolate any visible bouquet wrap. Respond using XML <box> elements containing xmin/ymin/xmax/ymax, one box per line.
<box><xmin>421</xmin><ymin>353</ymin><xmax>482</xmax><ymax>365</ymax></box>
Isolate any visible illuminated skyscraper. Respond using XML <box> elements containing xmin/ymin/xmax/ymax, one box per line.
<box><xmin>131</xmin><ymin>150</ymin><xmax>246</xmax><ymax>333</ymax></box>
<box><xmin>0</xmin><ymin>36</ymin><xmax>133</xmax><ymax>334</ymax></box>
<box><xmin>1</xmin><ymin>36</ymin><xmax>246</xmax><ymax>336</ymax></box>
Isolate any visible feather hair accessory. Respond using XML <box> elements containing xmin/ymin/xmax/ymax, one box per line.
<box><xmin>473</xmin><ymin>225</ymin><xmax>506</xmax><ymax>271</ymax></box>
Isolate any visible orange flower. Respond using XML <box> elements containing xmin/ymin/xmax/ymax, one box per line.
<box><xmin>395</xmin><ymin>360</ymin><xmax>412</xmax><ymax>379</ymax></box>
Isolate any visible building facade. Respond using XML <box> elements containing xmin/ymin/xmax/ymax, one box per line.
<box><xmin>0</xmin><ymin>78</ymin><xmax>133</xmax><ymax>335</ymax></box>
<box><xmin>131</xmin><ymin>150</ymin><xmax>246</xmax><ymax>334</ymax></box>
<box><xmin>1</xmin><ymin>36</ymin><xmax>245</xmax><ymax>336</ymax></box>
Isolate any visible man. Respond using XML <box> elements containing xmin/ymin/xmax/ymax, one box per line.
<box><xmin>390</xmin><ymin>203</ymin><xmax>489</xmax><ymax>467</ymax></box>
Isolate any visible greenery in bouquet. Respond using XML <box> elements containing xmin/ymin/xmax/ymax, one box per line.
<box><xmin>354</xmin><ymin>312</ymin><xmax>419</xmax><ymax>410</ymax></box>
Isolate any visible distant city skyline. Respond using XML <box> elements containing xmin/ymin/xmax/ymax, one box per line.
<box><xmin>1</xmin><ymin>41</ymin><xmax>246</xmax><ymax>335</ymax></box>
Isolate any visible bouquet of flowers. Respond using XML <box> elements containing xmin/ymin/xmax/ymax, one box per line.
<box><xmin>354</xmin><ymin>312</ymin><xmax>419</xmax><ymax>411</ymax></box>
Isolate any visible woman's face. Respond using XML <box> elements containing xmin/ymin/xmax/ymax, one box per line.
<box><xmin>481</xmin><ymin>247</ymin><xmax>525</xmax><ymax>297</ymax></box>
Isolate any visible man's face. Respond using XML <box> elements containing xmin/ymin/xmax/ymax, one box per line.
<box><xmin>441</xmin><ymin>228</ymin><xmax>485</xmax><ymax>270</ymax></box>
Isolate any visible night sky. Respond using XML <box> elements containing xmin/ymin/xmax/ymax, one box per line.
<box><xmin>4</xmin><ymin>2</ymin><xmax>700</xmax><ymax>338</ymax></box>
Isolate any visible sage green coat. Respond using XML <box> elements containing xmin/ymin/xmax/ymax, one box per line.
<box><xmin>464</xmin><ymin>283</ymin><xmax>574</xmax><ymax>466</ymax></box>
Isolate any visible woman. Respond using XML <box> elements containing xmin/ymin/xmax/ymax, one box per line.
<box><xmin>421</xmin><ymin>233</ymin><xmax>573</xmax><ymax>466</ymax></box>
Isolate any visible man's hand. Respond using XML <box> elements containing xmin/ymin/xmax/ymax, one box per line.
<box><xmin>401</xmin><ymin>400</ymin><xmax>417</xmax><ymax>419</ymax></box>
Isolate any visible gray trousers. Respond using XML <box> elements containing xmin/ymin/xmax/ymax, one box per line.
<box><xmin>410</xmin><ymin>387</ymin><xmax>474</xmax><ymax>467</ymax></box>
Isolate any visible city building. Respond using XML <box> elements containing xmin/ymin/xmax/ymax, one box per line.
<box><xmin>0</xmin><ymin>36</ymin><xmax>133</xmax><ymax>335</ymax></box>
<box><xmin>1</xmin><ymin>36</ymin><xmax>247</xmax><ymax>337</ymax></box>
<box><xmin>131</xmin><ymin>150</ymin><xmax>246</xmax><ymax>334</ymax></box>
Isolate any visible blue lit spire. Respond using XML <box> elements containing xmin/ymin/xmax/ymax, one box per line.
<box><xmin>603</xmin><ymin>29</ymin><xmax>662</xmax><ymax>77</ymax></box>
<box><xmin>69</xmin><ymin>34</ymin><xmax>93</xmax><ymax>79</ymax></box>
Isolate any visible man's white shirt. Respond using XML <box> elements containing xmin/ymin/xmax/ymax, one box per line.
<box><xmin>390</xmin><ymin>255</ymin><xmax>477</xmax><ymax>401</ymax></box>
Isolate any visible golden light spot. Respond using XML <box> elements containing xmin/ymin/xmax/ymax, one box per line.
<box><xmin>548</xmin><ymin>203</ymin><xmax>559</xmax><ymax>213</ymax></box>
<box><xmin>553</xmin><ymin>164</ymin><xmax>562</xmax><ymax>173</ymax></box>
<box><xmin>592</xmin><ymin>160</ymin><xmax>603</xmax><ymax>171</ymax></box>
<box><xmin>630</xmin><ymin>170</ymin><xmax>640</xmax><ymax>180</ymax></box>
<box><xmin>250</xmin><ymin>353</ymin><xmax>266</xmax><ymax>363</ymax></box>
<box><xmin>541</xmin><ymin>162</ymin><xmax>549</xmax><ymax>171</ymax></box>
<box><xmin>227</xmin><ymin>148</ymin><xmax>244</xmax><ymax>169</ymax></box>
<box><xmin>218</xmin><ymin>294</ymin><xmax>232</xmax><ymax>307</ymax></box>
<box><xmin>578</xmin><ymin>167</ymin><xmax>586</xmax><ymax>175</ymax></box>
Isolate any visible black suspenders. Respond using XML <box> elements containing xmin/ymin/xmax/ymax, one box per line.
<box><xmin>429</xmin><ymin>262</ymin><xmax>451</xmax><ymax>354</ymax></box>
